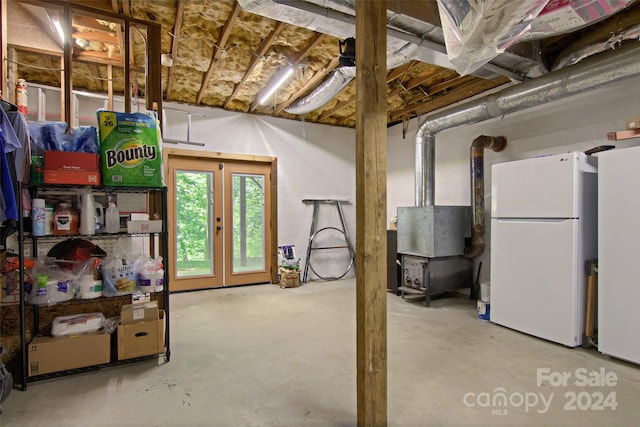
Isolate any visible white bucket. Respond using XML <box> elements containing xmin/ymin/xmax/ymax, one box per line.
<box><xmin>480</xmin><ymin>280</ymin><xmax>491</xmax><ymax>303</ymax></box>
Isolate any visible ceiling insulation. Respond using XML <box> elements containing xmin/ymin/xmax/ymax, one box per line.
<box><xmin>6</xmin><ymin>0</ymin><xmax>640</xmax><ymax>128</ymax></box>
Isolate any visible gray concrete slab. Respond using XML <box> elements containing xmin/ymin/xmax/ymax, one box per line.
<box><xmin>2</xmin><ymin>278</ymin><xmax>639</xmax><ymax>426</ymax></box>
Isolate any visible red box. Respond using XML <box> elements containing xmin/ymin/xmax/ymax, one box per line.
<box><xmin>45</xmin><ymin>151</ymin><xmax>100</xmax><ymax>172</ymax></box>
<box><xmin>44</xmin><ymin>170</ymin><xmax>101</xmax><ymax>186</ymax></box>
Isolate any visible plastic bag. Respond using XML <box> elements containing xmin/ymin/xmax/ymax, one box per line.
<box><xmin>26</xmin><ymin>257</ymin><xmax>77</xmax><ymax>306</ymax></box>
<box><xmin>51</xmin><ymin>312</ymin><xmax>105</xmax><ymax>337</ymax></box>
<box><xmin>102</xmin><ymin>238</ymin><xmax>142</xmax><ymax>296</ymax></box>
<box><xmin>28</xmin><ymin>121</ymin><xmax>68</xmax><ymax>155</ymax></box>
<box><xmin>437</xmin><ymin>0</ymin><xmax>549</xmax><ymax>75</ymax></box>
<box><xmin>137</xmin><ymin>255</ymin><xmax>164</xmax><ymax>293</ymax></box>
<box><xmin>61</xmin><ymin>126</ymin><xmax>99</xmax><ymax>153</ymax></box>
<box><xmin>73</xmin><ymin>257</ymin><xmax>104</xmax><ymax>299</ymax></box>
<box><xmin>437</xmin><ymin>0</ymin><xmax>634</xmax><ymax>76</ymax></box>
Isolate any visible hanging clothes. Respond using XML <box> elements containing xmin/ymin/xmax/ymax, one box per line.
<box><xmin>0</xmin><ymin>107</ymin><xmax>22</xmax><ymax>224</ymax></box>
<box><xmin>1</xmin><ymin>127</ymin><xmax>18</xmax><ymax>223</ymax></box>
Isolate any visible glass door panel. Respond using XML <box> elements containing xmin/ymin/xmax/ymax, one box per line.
<box><xmin>232</xmin><ymin>174</ymin><xmax>265</xmax><ymax>274</ymax></box>
<box><xmin>168</xmin><ymin>156</ymin><xmax>222</xmax><ymax>291</ymax></box>
<box><xmin>224</xmin><ymin>162</ymin><xmax>272</xmax><ymax>286</ymax></box>
<box><xmin>176</xmin><ymin>170</ymin><xmax>214</xmax><ymax>277</ymax></box>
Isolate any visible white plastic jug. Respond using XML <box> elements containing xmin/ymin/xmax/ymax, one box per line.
<box><xmin>105</xmin><ymin>202</ymin><xmax>120</xmax><ymax>234</ymax></box>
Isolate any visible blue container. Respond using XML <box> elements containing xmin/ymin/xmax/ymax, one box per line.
<box><xmin>477</xmin><ymin>300</ymin><xmax>491</xmax><ymax>322</ymax></box>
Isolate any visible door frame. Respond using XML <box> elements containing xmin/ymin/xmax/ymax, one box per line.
<box><xmin>164</xmin><ymin>148</ymin><xmax>278</xmax><ymax>288</ymax></box>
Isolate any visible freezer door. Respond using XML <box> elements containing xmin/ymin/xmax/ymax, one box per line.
<box><xmin>490</xmin><ymin>218</ymin><xmax>583</xmax><ymax>347</ymax></box>
<box><xmin>598</xmin><ymin>146</ymin><xmax>640</xmax><ymax>364</ymax></box>
<box><xmin>491</xmin><ymin>153</ymin><xmax>588</xmax><ymax>219</ymax></box>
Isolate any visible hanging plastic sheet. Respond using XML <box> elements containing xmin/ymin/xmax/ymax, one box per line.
<box><xmin>437</xmin><ymin>0</ymin><xmax>634</xmax><ymax>76</ymax></box>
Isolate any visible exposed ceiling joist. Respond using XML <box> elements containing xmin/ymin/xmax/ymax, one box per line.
<box><xmin>291</xmin><ymin>32</ymin><xmax>325</xmax><ymax>64</ymax></box>
<box><xmin>249</xmin><ymin>30</ymin><xmax>327</xmax><ymax>112</ymax></box>
<box><xmin>390</xmin><ymin>78</ymin><xmax>507</xmax><ymax>123</ymax></box>
<box><xmin>319</xmin><ymin>97</ymin><xmax>353</xmax><ymax>121</ymax></box>
<box><xmin>72</xmin><ymin>15</ymin><xmax>117</xmax><ymax>32</ymax></box>
<box><xmin>72</xmin><ymin>30</ymin><xmax>117</xmax><ymax>44</ymax></box>
<box><xmin>223</xmin><ymin>20</ymin><xmax>285</xmax><ymax>109</ymax></box>
<box><xmin>386</xmin><ymin>60</ymin><xmax>417</xmax><ymax>82</ymax></box>
<box><xmin>165</xmin><ymin>0</ymin><xmax>184</xmax><ymax>98</ymax></box>
<box><xmin>317</xmin><ymin>63</ymin><xmax>416</xmax><ymax>121</ymax></box>
<box><xmin>196</xmin><ymin>1</ymin><xmax>241</xmax><ymax>105</ymax></box>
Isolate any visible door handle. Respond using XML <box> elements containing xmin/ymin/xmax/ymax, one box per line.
<box><xmin>216</xmin><ymin>225</ymin><xmax>222</xmax><ymax>231</ymax></box>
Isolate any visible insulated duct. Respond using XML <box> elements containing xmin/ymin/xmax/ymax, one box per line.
<box><xmin>285</xmin><ymin>49</ymin><xmax>410</xmax><ymax>115</ymax></box>
<box><xmin>414</xmin><ymin>42</ymin><xmax>640</xmax><ymax>207</ymax></box>
<box><xmin>285</xmin><ymin>66</ymin><xmax>354</xmax><ymax>115</ymax></box>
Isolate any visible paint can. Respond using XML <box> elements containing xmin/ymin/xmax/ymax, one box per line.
<box><xmin>478</xmin><ymin>279</ymin><xmax>491</xmax><ymax>321</ymax></box>
<box><xmin>480</xmin><ymin>279</ymin><xmax>491</xmax><ymax>303</ymax></box>
<box><xmin>477</xmin><ymin>300</ymin><xmax>491</xmax><ymax>322</ymax></box>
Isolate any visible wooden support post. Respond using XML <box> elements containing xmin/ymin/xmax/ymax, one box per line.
<box><xmin>355</xmin><ymin>1</ymin><xmax>387</xmax><ymax>426</ymax></box>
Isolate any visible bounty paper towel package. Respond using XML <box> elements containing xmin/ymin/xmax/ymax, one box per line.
<box><xmin>97</xmin><ymin>111</ymin><xmax>163</xmax><ymax>187</ymax></box>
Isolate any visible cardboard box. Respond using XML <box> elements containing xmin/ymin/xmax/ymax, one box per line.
<box><xmin>44</xmin><ymin>170</ymin><xmax>101</xmax><ymax>186</ymax></box>
<box><xmin>126</xmin><ymin>220</ymin><xmax>163</xmax><ymax>233</ymax></box>
<box><xmin>45</xmin><ymin>151</ymin><xmax>100</xmax><ymax>172</ymax></box>
<box><xmin>626</xmin><ymin>115</ymin><xmax>640</xmax><ymax>130</ymax></box>
<box><xmin>28</xmin><ymin>332</ymin><xmax>111</xmax><ymax>376</ymax></box>
<box><xmin>120</xmin><ymin>301</ymin><xmax>159</xmax><ymax>324</ymax></box>
<box><xmin>117</xmin><ymin>310</ymin><xmax>165</xmax><ymax>360</ymax></box>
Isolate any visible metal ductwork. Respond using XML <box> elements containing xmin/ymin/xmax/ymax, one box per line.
<box><xmin>285</xmin><ymin>66</ymin><xmax>354</xmax><ymax>115</ymax></box>
<box><xmin>239</xmin><ymin>0</ymin><xmax>544</xmax><ymax>115</ymax></box>
<box><xmin>415</xmin><ymin>42</ymin><xmax>640</xmax><ymax>207</ymax></box>
<box><xmin>463</xmin><ymin>135</ymin><xmax>507</xmax><ymax>260</ymax></box>
<box><xmin>284</xmin><ymin>43</ymin><xmax>410</xmax><ymax>115</ymax></box>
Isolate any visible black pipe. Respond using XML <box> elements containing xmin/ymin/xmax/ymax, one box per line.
<box><xmin>463</xmin><ymin>135</ymin><xmax>507</xmax><ymax>259</ymax></box>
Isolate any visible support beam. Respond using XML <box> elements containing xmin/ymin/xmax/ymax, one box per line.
<box><xmin>355</xmin><ymin>1</ymin><xmax>387</xmax><ymax>426</ymax></box>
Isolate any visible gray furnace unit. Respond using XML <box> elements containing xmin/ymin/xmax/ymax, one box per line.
<box><xmin>396</xmin><ymin>206</ymin><xmax>473</xmax><ymax>305</ymax></box>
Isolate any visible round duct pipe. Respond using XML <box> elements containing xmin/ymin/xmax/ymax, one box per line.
<box><xmin>414</xmin><ymin>42</ymin><xmax>640</xmax><ymax>207</ymax></box>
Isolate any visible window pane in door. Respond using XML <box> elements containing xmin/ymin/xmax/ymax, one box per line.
<box><xmin>232</xmin><ymin>174</ymin><xmax>265</xmax><ymax>273</ymax></box>
<box><xmin>176</xmin><ymin>170</ymin><xmax>214</xmax><ymax>277</ymax></box>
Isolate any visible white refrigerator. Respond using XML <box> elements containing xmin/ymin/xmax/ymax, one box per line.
<box><xmin>490</xmin><ymin>152</ymin><xmax>598</xmax><ymax>347</ymax></box>
<box><xmin>598</xmin><ymin>146</ymin><xmax>640</xmax><ymax>364</ymax></box>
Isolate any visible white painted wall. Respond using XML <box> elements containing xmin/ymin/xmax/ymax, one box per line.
<box><xmin>387</xmin><ymin>73</ymin><xmax>640</xmax><ymax>280</ymax></box>
<box><xmin>24</xmin><ymin>73</ymin><xmax>640</xmax><ymax>282</ymax></box>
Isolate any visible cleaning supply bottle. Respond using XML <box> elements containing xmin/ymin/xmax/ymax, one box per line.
<box><xmin>31</xmin><ymin>198</ymin><xmax>46</xmax><ymax>236</ymax></box>
<box><xmin>105</xmin><ymin>202</ymin><xmax>120</xmax><ymax>234</ymax></box>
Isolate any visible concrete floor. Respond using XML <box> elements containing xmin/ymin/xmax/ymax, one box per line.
<box><xmin>2</xmin><ymin>278</ymin><xmax>639</xmax><ymax>426</ymax></box>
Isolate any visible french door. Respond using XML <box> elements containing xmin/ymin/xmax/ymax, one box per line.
<box><xmin>166</xmin><ymin>151</ymin><xmax>275</xmax><ymax>291</ymax></box>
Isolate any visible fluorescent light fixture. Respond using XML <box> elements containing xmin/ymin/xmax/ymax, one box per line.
<box><xmin>258</xmin><ymin>65</ymin><xmax>294</xmax><ymax>105</ymax></box>
<box><xmin>52</xmin><ymin>18</ymin><xmax>65</xmax><ymax>43</ymax></box>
